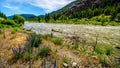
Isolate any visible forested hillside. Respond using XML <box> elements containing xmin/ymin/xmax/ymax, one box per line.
<box><xmin>41</xmin><ymin>0</ymin><xmax>120</xmax><ymax>25</ymax></box>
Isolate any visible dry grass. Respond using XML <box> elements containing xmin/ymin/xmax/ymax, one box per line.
<box><xmin>0</xmin><ymin>28</ymin><xmax>119</xmax><ymax>68</ymax></box>
<box><xmin>0</xmin><ymin>29</ymin><xmax>27</xmax><ymax>61</ymax></box>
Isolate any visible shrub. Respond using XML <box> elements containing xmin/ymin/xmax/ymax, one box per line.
<box><xmin>12</xmin><ymin>14</ymin><xmax>25</xmax><ymax>25</ymax></box>
<box><xmin>39</xmin><ymin>46</ymin><xmax>51</xmax><ymax>58</ymax></box>
<box><xmin>1</xmin><ymin>19</ymin><xmax>17</xmax><ymax>27</ymax></box>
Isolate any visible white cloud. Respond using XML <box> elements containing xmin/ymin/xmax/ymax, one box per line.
<box><xmin>27</xmin><ymin>0</ymin><xmax>75</xmax><ymax>13</ymax></box>
<box><xmin>4</xmin><ymin>0</ymin><xmax>75</xmax><ymax>13</ymax></box>
<box><xmin>3</xmin><ymin>3</ymin><xmax>19</xmax><ymax>10</ymax></box>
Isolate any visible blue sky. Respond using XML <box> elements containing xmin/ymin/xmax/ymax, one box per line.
<box><xmin>0</xmin><ymin>0</ymin><xmax>75</xmax><ymax>16</ymax></box>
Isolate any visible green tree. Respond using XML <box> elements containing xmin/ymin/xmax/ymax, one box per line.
<box><xmin>12</xmin><ymin>14</ymin><xmax>25</xmax><ymax>25</ymax></box>
<box><xmin>53</xmin><ymin>15</ymin><xmax>57</xmax><ymax>21</ymax></box>
<box><xmin>38</xmin><ymin>18</ymin><xmax>41</xmax><ymax>22</ymax></box>
<box><xmin>0</xmin><ymin>11</ymin><xmax>7</xmax><ymax>19</ymax></box>
<box><xmin>45</xmin><ymin>13</ymin><xmax>50</xmax><ymax>22</ymax></box>
<box><xmin>116</xmin><ymin>13</ymin><xmax>120</xmax><ymax>22</ymax></box>
<box><xmin>110</xmin><ymin>10</ymin><xmax>117</xmax><ymax>21</ymax></box>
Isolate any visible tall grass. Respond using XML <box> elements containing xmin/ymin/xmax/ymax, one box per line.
<box><xmin>39</xmin><ymin>46</ymin><xmax>51</xmax><ymax>58</ymax></box>
<box><xmin>12</xmin><ymin>33</ymin><xmax>42</xmax><ymax>60</ymax></box>
<box><xmin>50</xmin><ymin>37</ymin><xmax>63</xmax><ymax>45</ymax></box>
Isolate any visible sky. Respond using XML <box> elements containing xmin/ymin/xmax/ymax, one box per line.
<box><xmin>0</xmin><ymin>0</ymin><xmax>75</xmax><ymax>16</ymax></box>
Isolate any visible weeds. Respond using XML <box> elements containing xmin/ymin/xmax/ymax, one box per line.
<box><xmin>94</xmin><ymin>45</ymin><xmax>104</xmax><ymax>55</ymax></box>
<box><xmin>12</xmin><ymin>33</ymin><xmax>42</xmax><ymax>60</ymax></box>
<box><xmin>39</xmin><ymin>46</ymin><xmax>51</xmax><ymax>58</ymax></box>
<box><xmin>10</xmin><ymin>35</ymin><xmax>16</xmax><ymax>40</ymax></box>
<box><xmin>66</xmin><ymin>44</ymin><xmax>70</xmax><ymax>49</ymax></box>
<box><xmin>105</xmin><ymin>46</ymin><xmax>113</xmax><ymax>56</ymax></box>
<box><xmin>50</xmin><ymin>37</ymin><xmax>63</xmax><ymax>45</ymax></box>
<box><xmin>62</xmin><ymin>57</ymin><xmax>68</xmax><ymax>63</ymax></box>
<box><xmin>26</xmin><ymin>33</ymin><xmax>42</xmax><ymax>47</ymax></box>
<box><xmin>12</xmin><ymin>44</ymin><xmax>24</xmax><ymax>59</ymax></box>
<box><xmin>80</xmin><ymin>46</ymin><xmax>88</xmax><ymax>52</ymax></box>
<box><xmin>23</xmin><ymin>53</ymin><xmax>32</xmax><ymax>61</ymax></box>
<box><xmin>72</xmin><ymin>43</ymin><xmax>79</xmax><ymax>50</ymax></box>
<box><xmin>99</xmin><ymin>56</ymin><xmax>108</xmax><ymax>67</ymax></box>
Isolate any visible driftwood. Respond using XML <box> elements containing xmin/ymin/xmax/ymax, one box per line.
<box><xmin>116</xmin><ymin>46</ymin><xmax>120</xmax><ymax>49</ymax></box>
<box><xmin>51</xmin><ymin>29</ymin><xmax>62</xmax><ymax>33</ymax></box>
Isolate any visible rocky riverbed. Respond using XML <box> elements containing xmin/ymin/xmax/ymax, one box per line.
<box><xmin>23</xmin><ymin>22</ymin><xmax>120</xmax><ymax>46</ymax></box>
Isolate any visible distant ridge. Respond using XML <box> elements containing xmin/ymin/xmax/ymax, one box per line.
<box><xmin>8</xmin><ymin>14</ymin><xmax>36</xmax><ymax>19</ymax></box>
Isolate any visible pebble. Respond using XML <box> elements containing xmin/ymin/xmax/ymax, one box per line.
<box><xmin>63</xmin><ymin>63</ymin><xmax>68</xmax><ymax>67</ymax></box>
<box><xmin>72</xmin><ymin>62</ymin><xmax>77</xmax><ymax>67</ymax></box>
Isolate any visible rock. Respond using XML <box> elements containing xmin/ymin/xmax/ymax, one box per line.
<box><xmin>63</xmin><ymin>63</ymin><xmax>68</xmax><ymax>67</ymax></box>
<box><xmin>72</xmin><ymin>62</ymin><xmax>77</xmax><ymax>67</ymax></box>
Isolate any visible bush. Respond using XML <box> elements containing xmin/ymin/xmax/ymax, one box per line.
<box><xmin>39</xmin><ymin>46</ymin><xmax>51</xmax><ymax>58</ymax></box>
<box><xmin>1</xmin><ymin>19</ymin><xmax>17</xmax><ymax>27</ymax></box>
<box><xmin>12</xmin><ymin>14</ymin><xmax>25</xmax><ymax>25</ymax></box>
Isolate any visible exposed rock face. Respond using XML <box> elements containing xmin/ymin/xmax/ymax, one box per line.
<box><xmin>58</xmin><ymin>0</ymin><xmax>118</xmax><ymax>16</ymax></box>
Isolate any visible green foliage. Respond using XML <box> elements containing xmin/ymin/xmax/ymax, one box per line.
<box><xmin>12</xmin><ymin>14</ymin><xmax>25</xmax><ymax>25</ymax></box>
<box><xmin>105</xmin><ymin>46</ymin><xmax>113</xmax><ymax>56</ymax></box>
<box><xmin>116</xmin><ymin>13</ymin><xmax>120</xmax><ymax>22</ymax></box>
<box><xmin>26</xmin><ymin>33</ymin><xmax>42</xmax><ymax>48</ymax></box>
<box><xmin>0</xmin><ymin>11</ymin><xmax>7</xmax><ymax>19</ymax></box>
<box><xmin>94</xmin><ymin>45</ymin><xmax>104</xmax><ymax>55</ymax></box>
<box><xmin>94</xmin><ymin>44</ymin><xmax>113</xmax><ymax>56</ymax></box>
<box><xmin>45</xmin><ymin>13</ymin><xmax>50</xmax><ymax>22</ymax></box>
<box><xmin>15</xmin><ymin>52</ymin><xmax>24</xmax><ymax>59</ymax></box>
<box><xmin>80</xmin><ymin>46</ymin><xmax>88</xmax><ymax>52</ymax></box>
<box><xmin>99</xmin><ymin>56</ymin><xmax>108</xmax><ymax>67</ymax></box>
<box><xmin>1</xmin><ymin>19</ymin><xmax>18</xmax><ymax>27</ymax></box>
<box><xmin>72</xmin><ymin>43</ymin><xmax>79</xmax><ymax>50</ymax></box>
<box><xmin>24</xmin><ymin>53</ymin><xmax>33</xmax><ymax>61</ymax></box>
<box><xmin>39</xmin><ymin>46</ymin><xmax>51</xmax><ymax>58</ymax></box>
<box><xmin>66</xmin><ymin>44</ymin><xmax>70</xmax><ymax>49</ymax></box>
<box><xmin>62</xmin><ymin>57</ymin><xmax>68</xmax><ymax>63</ymax></box>
<box><xmin>50</xmin><ymin>37</ymin><xmax>63</xmax><ymax>45</ymax></box>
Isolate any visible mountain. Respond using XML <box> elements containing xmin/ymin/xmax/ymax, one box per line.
<box><xmin>53</xmin><ymin>0</ymin><xmax>120</xmax><ymax>18</ymax></box>
<box><xmin>50</xmin><ymin>0</ymin><xmax>80</xmax><ymax>15</ymax></box>
<box><xmin>37</xmin><ymin>15</ymin><xmax>44</xmax><ymax>18</ymax></box>
<box><xmin>20</xmin><ymin>14</ymin><xmax>36</xmax><ymax>19</ymax></box>
<box><xmin>8</xmin><ymin>14</ymin><xmax>36</xmax><ymax>19</ymax></box>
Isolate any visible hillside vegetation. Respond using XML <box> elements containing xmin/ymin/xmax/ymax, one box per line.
<box><xmin>24</xmin><ymin>0</ymin><xmax>120</xmax><ymax>26</ymax></box>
